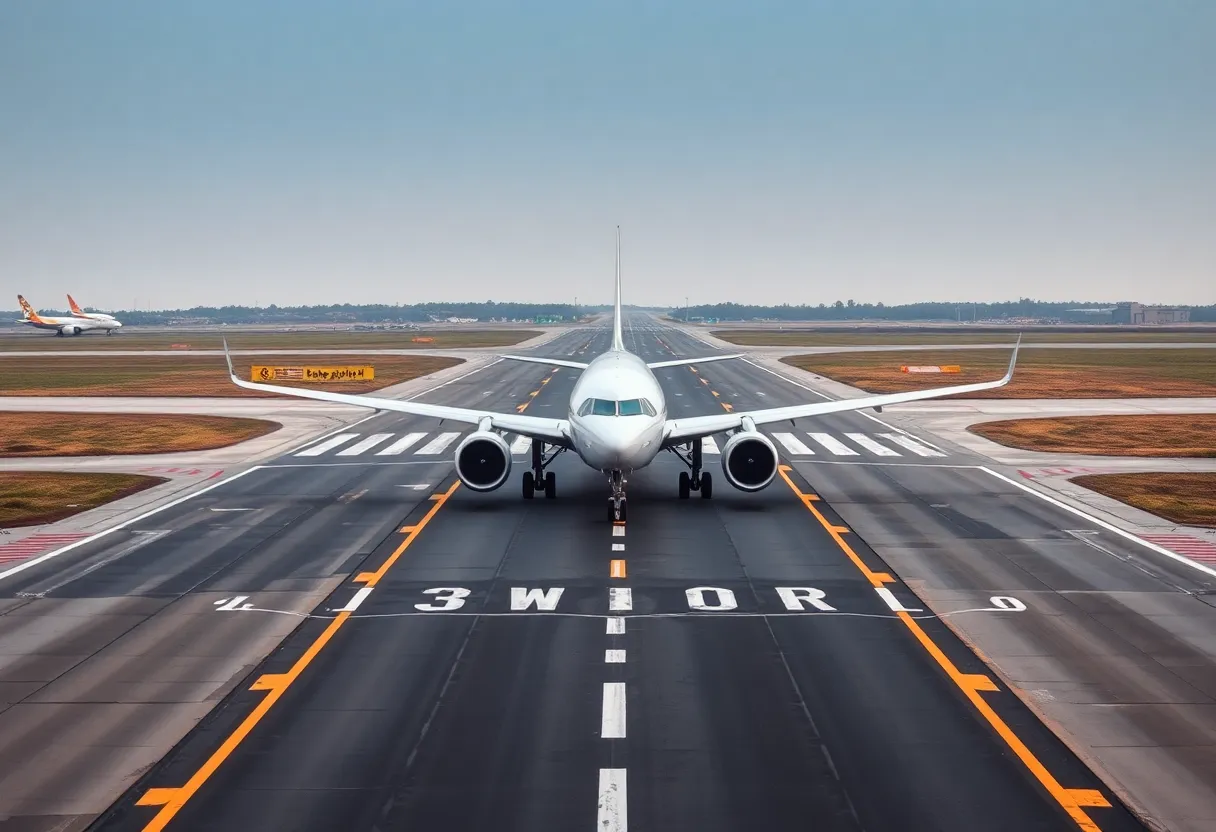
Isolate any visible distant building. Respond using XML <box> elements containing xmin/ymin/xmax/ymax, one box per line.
<box><xmin>1112</xmin><ymin>302</ymin><xmax>1190</xmax><ymax>324</ymax></box>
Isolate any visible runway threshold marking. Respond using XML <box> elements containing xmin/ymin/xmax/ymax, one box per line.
<box><xmin>776</xmin><ymin>464</ymin><xmax>1111</xmax><ymax>831</ymax></box>
<box><xmin>135</xmin><ymin>481</ymin><xmax>462</xmax><ymax>830</ymax></box>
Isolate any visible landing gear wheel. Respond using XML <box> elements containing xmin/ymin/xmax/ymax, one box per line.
<box><xmin>678</xmin><ymin>471</ymin><xmax>691</xmax><ymax>499</ymax></box>
<box><xmin>608</xmin><ymin>499</ymin><xmax>628</xmax><ymax>523</ymax></box>
<box><xmin>522</xmin><ymin>471</ymin><xmax>535</xmax><ymax>499</ymax></box>
<box><xmin>544</xmin><ymin>471</ymin><xmax>556</xmax><ymax>499</ymax></box>
<box><xmin>700</xmin><ymin>472</ymin><xmax>713</xmax><ymax>499</ymax></box>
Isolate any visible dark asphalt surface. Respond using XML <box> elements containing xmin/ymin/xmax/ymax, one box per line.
<box><xmin>5</xmin><ymin>318</ymin><xmax>1202</xmax><ymax>831</ymax></box>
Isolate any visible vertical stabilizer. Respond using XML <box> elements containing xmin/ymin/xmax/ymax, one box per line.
<box><xmin>611</xmin><ymin>226</ymin><xmax>625</xmax><ymax>351</ymax></box>
<box><xmin>67</xmin><ymin>294</ymin><xmax>84</xmax><ymax>315</ymax></box>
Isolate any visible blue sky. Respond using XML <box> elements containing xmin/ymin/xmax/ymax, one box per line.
<box><xmin>2</xmin><ymin>1</ymin><xmax>1213</xmax><ymax>309</ymax></box>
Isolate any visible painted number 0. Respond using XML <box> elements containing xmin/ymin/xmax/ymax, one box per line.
<box><xmin>989</xmin><ymin>596</ymin><xmax>1026</xmax><ymax>611</ymax></box>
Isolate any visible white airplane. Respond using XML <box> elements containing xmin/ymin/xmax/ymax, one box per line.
<box><xmin>224</xmin><ymin>229</ymin><xmax>1020</xmax><ymax>521</ymax></box>
<box><xmin>66</xmin><ymin>293</ymin><xmax>119</xmax><ymax>323</ymax></box>
<box><xmin>16</xmin><ymin>295</ymin><xmax>123</xmax><ymax>336</ymax></box>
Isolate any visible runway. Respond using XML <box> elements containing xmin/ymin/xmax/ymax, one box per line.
<box><xmin>5</xmin><ymin>319</ymin><xmax>1214</xmax><ymax>830</ymax></box>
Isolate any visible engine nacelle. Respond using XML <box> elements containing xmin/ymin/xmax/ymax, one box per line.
<box><xmin>454</xmin><ymin>431</ymin><xmax>512</xmax><ymax>492</ymax></box>
<box><xmin>720</xmin><ymin>431</ymin><xmax>779</xmax><ymax>492</ymax></box>
<box><xmin>58</xmin><ymin>325</ymin><xmax>82</xmax><ymax>336</ymax></box>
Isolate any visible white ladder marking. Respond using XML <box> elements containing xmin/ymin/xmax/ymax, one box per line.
<box><xmin>376</xmin><ymin>432</ymin><xmax>427</xmax><ymax>455</ymax></box>
<box><xmin>879</xmin><ymin>433</ymin><xmax>946</xmax><ymax>457</ymax></box>
<box><xmin>416</xmin><ymin>432</ymin><xmax>461</xmax><ymax>454</ymax></box>
<box><xmin>772</xmin><ymin>432</ymin><xmax>815</xmax><ymax>455</ymax></box>
<box><xmin>510</xmin><ymin>435</ymin><xmax>532</xmax><ymax>454</ymax></box>
<box><xmin>336</xmin><ymin>433</ymin><xmax>394</xmax><ymax>456</ymax></box>
<box><xmin>605</xmin><ymin>649</ymin><xmax>626</xmax><ymax>663</ymax></box>
<box><xmin>295</xmin><ymin>433</ymin><xmax>358</xmax><ymax>456</ymax></box>
<box><xmin>808</xmin><ymin>432</ymin><xmax>860</xmax><ymax>456</ymax></box>
<box><xmin>701</xmin><ymin>436</ymin><xmax>720</xmax><ymax>454</ymax></box>
<box><xmin>844</xmin><ymin>433</ymin><xmax>901</xmax><ymax>456</ymax></box>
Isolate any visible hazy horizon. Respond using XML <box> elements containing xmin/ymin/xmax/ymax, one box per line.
<box><xmin>3</xmin><ymin>3</ymin><xmax>1213</xmax><ymax>310</ymax></box>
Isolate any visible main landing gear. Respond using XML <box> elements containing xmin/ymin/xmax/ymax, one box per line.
<box><xmin>608</xmin><ymin>470</ymin><xmax>627</xmax><ymax>522</ymax></box>
<box><xmin>671</xmin><ymin>438</ymin><xmax>713</xmax><ymax>500</ymax></box>
<box><xmin>522</xmin><ymin>440</ymin><xmax>562</xmax><ymax>500</ymax></box>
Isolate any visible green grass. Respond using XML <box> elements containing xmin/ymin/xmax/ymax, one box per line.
<box><xmin>0</xmin><ymin>353</ymin><xmax>462</xmax><ymax>396</ymax></box>
<box><xmin>0</xmin><ymin>472</ymin><xmax>166</xmax><ymax>528</ymax></box>
<box><xmin>0</xmin><ymin>329</ymin><xmax>543</xmax><ymax>351</ymax></box>
<box><xmin>784</xmin><ymin>348</ymin><xmax>1216</xmax><ymax>398</ymax></box>
<box><xmin>0</xmin><ymin>412</ymin><xmax>281</xmax><ymax>456</ymax></box>
<box><xmin>714</xmin><ymin>330</ymin><xmax>1216</xmax><ymax>346</ymax></box>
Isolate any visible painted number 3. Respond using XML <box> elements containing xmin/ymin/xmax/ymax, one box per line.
<box><xmin>414</xmin><ymin>587</ymin><xmax>471</xmax><ymax>611</ymax></box>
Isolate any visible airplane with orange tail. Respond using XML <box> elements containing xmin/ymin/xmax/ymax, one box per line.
<box><xmin>15</xmin><ymin>295</ymin><xmax>122</xmax><ymax>336</ymax></box>
<box><xmin>66</xmin><ymin>293</ymin><xmax>119</xmax><ymax>323</ymax></box>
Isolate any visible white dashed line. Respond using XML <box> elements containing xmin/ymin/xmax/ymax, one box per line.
<box><xmin>612</xmin><ymin>543</ymin><xmax>624</xmax><ymax>552</ymax></box>
<box><xmin>601</xmin><ymin>682</ymin><xmax>627</xmax><ymax>738</ymax></box>
<box><xmin>609</xmin><ymin>588</ymin><xmax>633</xmax><ymax>611</ymax></box>
<box><xmin>415</xmin><ymin>432</ymin><xmax>461</xmax><ymax>454</ymax></box>
<box><xmin>606</xmin><ymin>617</ymin><xmax>625</xmax><ymax>634</ymax></box>
<box><xmin>612</xmin><ymin>526</ymin><xmax>625</xmax><ymax>537</ymax></box>
<box><xmin>605</xmin><ymin>649</ymin><xmax>626</xmax><ymax>663</ymax></box>
<box><xmin>701</xmin><ymin>436</ymin><xmax>720</xmax><ymax>454</ymax></box>
<box><xmin>295</xmin><ymin>434</ymin><xmax>358</xmax><ymax>456</ymax></box>
<box><xmin>772</xmin><ymin>432</ymin><xmax>814</xmax><ymax>455</ymax></box>
<box><xmin>376</xmin><ymin>432</ymin><xmax>427</xmax><ymax>455</ymax></box>
<box><xmin>597</xmin><ymin>769</ymin><xmax>627</xmax><ymax>832</ymax></box>
<box><xmin>510</xmin><ymin>435</ymin><xmax>532</xmax><ymax>454</ymax></box>
<box><xmin>808</xmin><ymin>432</ymin><xmax>859</xmax><ymax>456</ymax></box>
<box><xmin>843</xmin><ymin>433</ymin><xmax>900</xmax><ymax>456</ymax></box>
<box><xmin>879</xmin><ymin>433</ymin><xmax>946</xmax><ymax>457</ymax></box>
<box><xmin>336</xmin><ymin>433</ymin><xmax>394</xmax><ymax>456</ymax></box>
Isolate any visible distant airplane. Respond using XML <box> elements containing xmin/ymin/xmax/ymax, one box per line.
<box><xmin>16</xmin><ymin>294</ymin><xmax>123</xmax><ymax>336</ymax></box>
<box><xmin>224</xmin><ymin>228</ymin><xmax>1019</xmax><ymax>521</ymax></box>
<box><xmin>66</xmin><ymin>294</ymin><xmax>119</xmax><ymax>323</ymax></box>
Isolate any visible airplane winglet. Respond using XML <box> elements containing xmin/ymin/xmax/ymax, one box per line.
<box><xmin>1003</xmin><ymin>333</ymin><xmax>1022</xmax><ymax>382</ymax></box>
<box><xmin>222</xmin><ymin>337</ymin><xmax>236</xmax><ymax>379</ymax></box>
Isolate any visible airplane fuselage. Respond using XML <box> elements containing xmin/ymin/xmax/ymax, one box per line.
<box><xmin>566</xmin><ymin>350</ymin><xmax>667</xmax><ymax>472</ymax></box>
<box><xmin>19</xmin><ymin>315</ymin><xmax>121</xmax><ymax>334</ymax></box>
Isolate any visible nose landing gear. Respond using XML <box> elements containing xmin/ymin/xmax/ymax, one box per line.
<box><xmin>608</xmin><ymin>470</ymin><xmax>627</xmax><ymax>522</ymax></box>
<box><xmin>671</xmin><ymin>438</ymin><xmax>713</xmax><ymax>499</ymax></box>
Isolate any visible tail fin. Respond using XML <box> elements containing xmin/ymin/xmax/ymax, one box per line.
<box><xmin>611</xmin><ymin>226</ymin><xmax>625</xmax><ymax>351</ymax></box>
<box><xmin>67</xmin><ymin>293</ymin><xmax>84</xmax><ymax>315</ymax></box>
<box><xmin>16</xmin><ymin>295</ymin><xmax>42</xmax><ymax>323</ymax></box>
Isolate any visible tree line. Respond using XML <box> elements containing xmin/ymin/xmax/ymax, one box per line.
<box><xmin>669</xmin><ymin>299</ymin><xmax>1216</xmax><ymax>323</ymax></box>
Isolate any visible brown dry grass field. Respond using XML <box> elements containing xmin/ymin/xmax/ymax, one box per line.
<box><xmin>0</xmin><ymin>354</ymin><xmax>462</xmax><ymax>396</ymax></box>
<box><xmin>784</xmin><ymin>348</ymin><xmax>1216</xmax><ymax>398</ymax></box>
<box><xmin>0</xmin><ymin>329</ymin><xmax>542</xmax><ymax>351</ymax></box>
<box><xmin>715</xmin><ymin>330</ymin><xmax>1216</xmax><ymax>346</ymax></box>
<box><xmin>1071</xmin><ymin>472</ymin><xmax>1216</xmax><ymax>528</ymax></box>
<box><xmin>971</xmin><ymin>415</ymin><xmax>1216</xmax><ymax>456</ymax></box>
<box><xmin>0</xmin><ymin>471</ymin><xmax>166</xmax><ymax>528</ymax></box>
<box><xmin>0</xmin><ymin>412</ymin><xmax>280</xmax><ymax>457</ymax></box>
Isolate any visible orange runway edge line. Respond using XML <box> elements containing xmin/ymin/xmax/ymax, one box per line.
<box><xmin>776</xmin><ymin>464</ymin><xmax>1110</xmax><ymax>831</ymax></box>
<box><xmin>136</xmin><ymin>481</ymin><xmax>462</xmax><ymax>830</ymax></box>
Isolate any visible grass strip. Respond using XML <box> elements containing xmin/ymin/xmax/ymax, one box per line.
<box><xmin>0</xmin><ymin>472</ymin><xmax>166</xmax><ymax>528</ymax></box>
<box><xmin>1071</xmin><ymin>472</ymin><xmax>1216</xmax><ymax>527</ymax></box>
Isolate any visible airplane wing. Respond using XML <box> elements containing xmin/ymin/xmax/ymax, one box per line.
<box><xmin>646</xmin><ymin>354</ymin><xmax>745</xmax><ymax>370</ymax></box>
<box><xmin>500</xmin><ymin>354</ymin><xmax>589</xmax><ymax>370</ymax></box>
<box><xmin>662</xmin><ymin>337</ymin><xmax>1021</xmax><ymax>446</ymax></box>
<box><xmin>222</xmin><ymin>341</ymin><xmax>570</xmax><ymax>445</ymax></box>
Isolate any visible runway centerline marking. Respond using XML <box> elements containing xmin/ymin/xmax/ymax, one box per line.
<box><xmin>601</xmin><ymin>682</ymin><xmax>626</xmax><ymax>738</ymax></box>
<box><xmin>777</xmin><ymin>464</ymin><xmax>1110</xmax><ymax>831</ymax></box>
<box><xmin>136</xmin><ymin>479</ymin><xmax>461</xmax><ymax>830</ymax></box>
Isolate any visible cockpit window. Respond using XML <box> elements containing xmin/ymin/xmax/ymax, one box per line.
<box><xmin>577</xmin><ymin>397</ymin><xmax>657</xmax><ymax>417</ymax></box>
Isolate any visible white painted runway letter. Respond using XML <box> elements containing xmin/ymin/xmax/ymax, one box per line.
<box><xmin>414</xmin><ymin>587</ymin><xmax>470</xmax><ymax>611</ymax></box>
<box><xmin>776</xmin><ymin>587</ymin><xmax>836</xmax><ymax>612</ymax></box>
<box><xmin>990</xmin><ymin>596</ymin><xmax>1026</xmax><ymax>611</ymax></box>
<box><xmin>686</xmin><ymin>586</ymin><xmax>737</xmax><ymax>611</ymax></box>
<box><xmin>510</xmin><ymin>587</ymin><xmax>565</xmax><ymax>611</ymax></box>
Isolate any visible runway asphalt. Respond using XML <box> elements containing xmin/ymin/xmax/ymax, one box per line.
<box><xmin>4</xmin><ymin>318</ymin><xmax>1214</xmax><ymax>831</ymax></box>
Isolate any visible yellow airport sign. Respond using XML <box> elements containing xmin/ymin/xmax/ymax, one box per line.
<box><xmin>251</xmin><ymin>365</ymin><xmax>375</xmax><ymax>382</ymax></box>
<box><xmin>900</xmin><ymin>365</ymin><xmax>961</xmax><ymax>374</ymax></box>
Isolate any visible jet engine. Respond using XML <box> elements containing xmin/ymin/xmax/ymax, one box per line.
<box><xmin>720</xmin><ymin>430</ymin><xmax>778</xmax><ymax>492</ymax></box>
<box><xmin>454</xmin><ymin>431</ymin><xmax>512</xmax><ymax>492</ymax></box>
<box><xmin>57</xmin><ymin>325</ymin><xmax>82</xmax><ymax>337</ymax></box>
